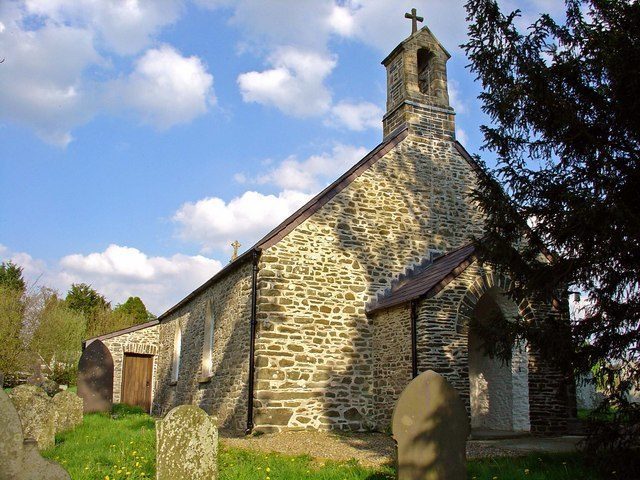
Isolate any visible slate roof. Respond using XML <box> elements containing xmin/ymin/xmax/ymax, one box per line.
<box><xmin>366</xmin><ymin>242</ymin><xmax>477</xmax><ymax>314</ymax></box>
<box><xmin>83</xmin><ymin>319</ymin><xmax>160</xmax><ymax>346</ymax></box>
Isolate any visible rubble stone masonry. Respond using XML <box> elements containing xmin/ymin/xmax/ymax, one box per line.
<box><xmin>153</xmin><ymin>261</ymin><xmax>253</xmax><ymax>432</ymax></box>
<box><xmin>254</xmin><ymin>134</ymin><xmax>485</xmax><ymax>432</ymax></box>
<box><xmin>102</xmin><ymin>323</ymin><xmax>160</xmax><ymax>407</ymax></box>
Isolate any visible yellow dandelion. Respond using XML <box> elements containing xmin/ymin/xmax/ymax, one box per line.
<box><xmin>104</xmin><ymin>477</ymin><xmax>110</xmax><ymax>480</ymax></box>
<box><xmin>266</xmin><ymin>467</ymin><xmax>271</xmax><ymax>472</ymax></box>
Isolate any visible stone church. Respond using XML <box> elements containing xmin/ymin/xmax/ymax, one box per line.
<box><xmin>149</xmin><ymin>22</ymin><xmax>574</xmax><ymax>436</ymax></box>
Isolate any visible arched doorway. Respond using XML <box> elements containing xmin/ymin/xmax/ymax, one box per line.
<box><xmin>468</xmin><ymin>287</ymin><xmax>530</xmax><ymax>433</ymax></box>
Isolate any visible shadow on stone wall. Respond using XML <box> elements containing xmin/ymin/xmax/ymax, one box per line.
<box><xmin>151</xmin><ymin>272</ymin><xmax>251</xmax><ymax>433</ymax></box>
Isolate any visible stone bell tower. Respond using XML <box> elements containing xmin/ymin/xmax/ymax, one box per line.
<box><xmin>382</xmin><ymin>11</ymin><xmax>455</xmax><ymax>140</ymax></box>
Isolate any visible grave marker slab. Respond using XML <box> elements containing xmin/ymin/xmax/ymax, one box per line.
<box><xmin>77</xmin><ymin>339</ymin><xmax>114</xmax><ymax>413</ymax></box>
<box><xmin>392</xmin><ymin>370</ymin><xmax>470</xmax><ymax>480</ymax></box>
<box><xmin>52</xmin><ymin>391</ymin><xmax>84</xmax><ymax>433</ymax></box>
<box><xmin>156</xmin><ymin>405</ymin><xmax>218</xmax><ymax>480</ymax></box>
<box><xmin>8</xmin><ymin>385</ymin><xmax>56</xmax><ymax>450</ymax></box>
<box><xmin>1</xmin><ymin>389</ymin><xmax>70</xmax><ymax>480</ymax></box>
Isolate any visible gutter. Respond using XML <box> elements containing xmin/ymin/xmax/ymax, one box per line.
<box><xmin>410</xmin><ymin>300</ymin><xmax>418</xmax><ymax>378</ymax></box>
<box><xmin>246</xmin><ymin>249</ymin><xmax>260</xmax><ymax>434</ymax></box>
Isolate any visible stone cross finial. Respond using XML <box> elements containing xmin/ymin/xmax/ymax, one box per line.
<box><xmin>231</xmin><ymin>240</ymin><xmax>241</xmax><ymax>261</ymax></box>
<box><xmin>404</xmin><ymin>8</ymin><xmax>424</xmax><ymax>34</ymax></box>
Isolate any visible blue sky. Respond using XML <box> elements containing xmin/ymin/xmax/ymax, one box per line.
<box><xmin>0</xmin><ymin>0</ymin><xmax>564</xmax><ymax>314</ymax></box>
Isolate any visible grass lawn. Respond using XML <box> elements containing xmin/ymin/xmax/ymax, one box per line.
<box><xmin>43</xmin><ymin>405</ymin><xmax>603</xmax><ymax>480</ymax></box>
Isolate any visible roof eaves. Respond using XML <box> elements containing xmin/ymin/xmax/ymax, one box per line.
<box><xmin>83</xmin><ymin>319</ymin><xmax>160</xmax><ymax>344</ymax></box>
<box><xmin>367</xmin><ymin>244</ymin><xmax>476</xmax><ymax>315</ymax></box>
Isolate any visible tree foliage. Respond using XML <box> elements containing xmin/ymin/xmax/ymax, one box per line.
<box><xmin>114</xmin><ymin>296</ymin><xmax>154</xmax><ymax>325</ymax></box>
<box><xmin>0</xmin><ymin>260</ymin><xmax>155</xmax><ymax>385</ymax></box>
<box><xmin>0</xmin><ymin>286</ymin><xmax>26</xmax><ymax>376</ymax></box>
<box><xmin>0</xmin><ymin>261</ymin><xmax>26</xmax><ymax>294</ymax></box>
<box><xmin>464</xmin><ymin>0</ymin><xmax>639</xmax><ymax>473</ymax></box>
<box><xmin>65</xmin><ymin>283</ymin><xmax>110</xmax><ymax>317</ymax></box>
<box><xmin>29</xmin><ymin>292</ymin><xmax>86</xmax><ymax>384</ymax></box>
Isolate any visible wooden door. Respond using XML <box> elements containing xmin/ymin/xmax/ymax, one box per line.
<box><xmin>121</xmin><ymin>353</ymin><xmax>153</xmax><ymax>412</ymax></box>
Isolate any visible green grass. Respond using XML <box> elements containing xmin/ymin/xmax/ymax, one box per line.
<box><xmin>43</xmin><ymin>405</ymin><xmax>156</xmax><ymax>480</ymax></box>
<box><xmin>43</xmin><ymin>406</ymin><xmax>603</xmax><ymax>480</ymax></box>
<box><xmin>468</xmin><ymin>453</ymin><xmax>603</xmax><ymax>480</ymax></box>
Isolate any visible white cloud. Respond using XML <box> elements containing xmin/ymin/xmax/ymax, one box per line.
<box><xmin>24</xmin><ymin>0</ymin><xmax>183</xmax><ymax>55</ymax></box>
<box><xmin>0</xmin><ymin>243</ymin><xmax>222</xmax><ymax>315</ymax></box>
<box><xmin>238</xmin><ymin>47</ymin><xmax>336</xmax><ymax>117</ymax></box>
<box><xmin>329</xmin><ymin>5</ymin><xmax>355</xmax><ymax>37</ymax></box>
<box><xmin>252</xmin><ymin>144</ymin><xmax>367</xmax><ymax>192</ymax></box>
<box><xmin>173</xmin><ymin>190</ymin><xmax>313</xmax><ymax>251</ymax></box>
<box><xmin>448</xmin><ymin>79</ymin><xmax>467</xmax><ymax>114</ymax></box>
<box><xmin>0</xmin><ymin>3</ymin><xmax>214</xmax><ymax>145</ymax></box>
<box><xmin>456</xmin><ymin>127</ymin><xmax>469</xmax><ymax>145</ymax></box>
<box><xmin>109</xmin><ymin>45</ymin><xmax>216</xmax><ymax>129</ymax></box>
<box><xmin>0</xmin><ymin>4</ymin><xmax>102</xmax><ymax>146</ymax></box>
<box><xmin>345</xmin><ymin>0</ymin><xmax>467</xmax><ymax>53</ymax></box>
<box><xmin>328</xmin><ymin>101</ymin><xmax>382</xmax><ymax>131</ymax></box>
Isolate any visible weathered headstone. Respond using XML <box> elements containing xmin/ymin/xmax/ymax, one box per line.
<box><xmin>8</xmin><ymin>385</ymin><xmax>56</xmax><ymax>450</ymax></box>
<box><xmin>392</xmin><ymin>370</ymin><xmax>470</xmax><ymax>480</ymax></box>
<box><xmin>156</xmin><ymin>405</ymin><xmax>218</xmax><ymax>480</ymax></box>
<box><xmin>1</xmin><ymin>389</ymin><xmax>70</xmax><ymax>480</ymax></box>
<box><xmin>52</xmin><ymin>391</ymin><xmax>84</xmax><ymax>433</ymax></box>
<box><xmin>77</xmin><ymin>339</ymin><xmax>114</xmax><ymax>413</ymax></box>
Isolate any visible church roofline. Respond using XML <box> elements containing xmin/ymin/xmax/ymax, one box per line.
<box><xmin>157</xmin><ymin>125</ymin><xmax>409</xmax><ymax>323</ymax></box>
<box><xmin>381</xmin><ymin>25</ymin><xmax>452</xmax><ymax>66</ymax></box>
<box><xmin>366</xmin><ymin>242</ymin><xmax>477</xmax><ymax>314</ymax></box>
<box><xmin>83</xmin><ymin>318</ymin><xmax>160</xmax><ymax>346</ymax></box>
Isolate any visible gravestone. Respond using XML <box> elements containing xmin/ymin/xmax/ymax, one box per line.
<box><xmin>77</xmin><ymin>339</ymin><xmax>114</xmax><ymax>413</ymax></box>
<box><xmin>156</xmin><ymin>405</ymin><xmax>218</xmax><ymax>480</ymax></box>
<box><xmin>8</xmin><ymin>385</ymin><xmax>56</xmax><ymax>450</ymax></box>
<box><xmin>1</xmin><ymin>389</ymin><xmax>70</xmax><ymax>480</ymax></box>
<box><xmin>52</xmin><ymin>391</ymin><xmax>84</xmax><ymax>433</ymax></box>
<box><xmin>392</xmin><ymin>370</ymin><xmax>470</xmax><ymax>480</ymax></box>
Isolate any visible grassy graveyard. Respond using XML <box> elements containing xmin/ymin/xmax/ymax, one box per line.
<box><xmin>42</xmin><ymin>405</ymin><xmax>604</xmax><ymax>480</ymax></box>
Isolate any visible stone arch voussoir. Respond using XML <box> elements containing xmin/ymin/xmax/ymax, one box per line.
<box><xmin>124</xmin><ymin>343</ymin><xmax>158</xmax><ymax>356</ymax></box>
<box><xmin>455</xmin><ymin>271</ymin><xmax>533</xmax><ymax>334</ymax></box>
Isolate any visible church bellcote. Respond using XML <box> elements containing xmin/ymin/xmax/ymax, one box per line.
<box><xmin>382</xmin><ymin>10</ymin><xmax>455</xmax><ymax>140</ymax></box>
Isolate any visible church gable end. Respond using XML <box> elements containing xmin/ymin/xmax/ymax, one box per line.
<box><xmin>151</xmin><ymin>15</ymin><xmax>572</xmax><ymax>437</ymax></box>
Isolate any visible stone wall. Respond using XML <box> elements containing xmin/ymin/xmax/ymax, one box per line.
<box><xmin>371</xmin><ymin>304</ymin><xmax>413</xmax><ymax>431</ymax></box>
<box><xmin>102</xmin><ymin>324</ymin><xmax>159</xmax><ymax>406</ymax></box>
<box><xmin>254</xmin><ymin>133</ymin><xmax>485</xmax><ymax>432</ymax></box>
<box><xmin>153</xmin><ymin>261</ymin><xmax>253</xmax><ymax>433</ymax></box>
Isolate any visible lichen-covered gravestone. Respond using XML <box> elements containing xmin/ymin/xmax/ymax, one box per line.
<box><xmin>392</xmin><ymin>370</ymin><xmax>470</xmax><ymax>480</ymax></box>
<box><xmin>8</xmin><ymin>384</ymin><xmax>56</xmax><ymax>451</ymax></box>
<box><xmin>52</xmin><ymin>390</ymin><xmax>84</xmax><ymax>434</ymax></box>
<box><xmin>156</xmin><ymin>405</ymin><xmax>218</xmax><ymax>480</ymax></box>
<box><xmin>77</xmin><ymin>339</ymin><xmax>114</xmax><ymax>413</ymax></box>
<box><xmin>1</xmin><ymin>389</ymin><xmax>70</xmax><ymax>480</ymax></box>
